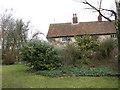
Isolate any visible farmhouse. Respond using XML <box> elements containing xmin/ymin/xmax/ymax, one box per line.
<box><xmin>47</xmin><ymin>14</ymin><xmax>116</xmax><ymax>44</ymax></box>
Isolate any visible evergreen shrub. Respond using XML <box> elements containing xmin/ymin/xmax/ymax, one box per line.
<box><xmin>75</xmin><ymin>35</ymin><xmax>100</xmax><ymax>64</ymax></box>
<box><xmin>20</xmin><ymin>40</ymin><xmax>61</xmax><ymax>70</ymax></box>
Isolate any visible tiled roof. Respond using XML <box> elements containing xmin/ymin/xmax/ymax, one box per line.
<box><xmin>47</xmin><ymin>21</ymin><xmax>116</xmax><ymax>38</ymax></box>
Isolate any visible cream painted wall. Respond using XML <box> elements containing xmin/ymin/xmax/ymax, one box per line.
<box><xmin>97</xmin><ymin>35</ymin><xmax>111</xmax><ymax>42</ymax></box>
<box><xmin>48</xmin><ymin>34</ymin><xmax>116</xmax><ymax>45</ymax></box>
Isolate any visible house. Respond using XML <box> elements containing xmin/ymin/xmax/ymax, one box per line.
<box><xmin>46</xmin><ymin>14</ymin><xmax>116</xmax><ymax>44</ymax></box>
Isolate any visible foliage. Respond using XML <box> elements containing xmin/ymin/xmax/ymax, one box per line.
<box><xmin>115</xmin><ymin>53</ymin><xmax>120</xmax><ymax>60</ymax></box>
<box><xmin>56</xmin><ymin>35</ymin><xmax>99</xmax><ymax>66</ymax></box>
<box><xmin>56</xmin><ymin>43</ymin><xmax>81</xmax><ymax>66</ymax></box>
<box><xmin>3</xmin><ymin>51</ymin><xmax>16</xmax><ymax>65</ymax></box>
<box><xmin>36</xmin><ymin>65</ymin><xmax>119</xmax><ymax>77</ymax></box>
<box><xmin>0</xmin><ymin>9</ymin><xmax>30</xmax><ymax>64</ymax></box>
<box><xmin>75</xmin><ymin>35</ymin><xmax>99</xmax><ymax>52</ymax></box>
<box><xmin>91</xmin><ymin>38</ymin><xmax>118</xmax><ymax>62</ymax></box>
<box><xmin>75</xmin><ymin>35</ymin><xmax>99</xmax><ymax>64</ymax></box>
<box><xmin>79</xmin><ymin>0</ymin><xmax>120</xmax><ymax>58</ymax></box>
<box><xmin>55</xmin><ymin>35</ymin><xmax>100</xmax><ymax>66</ymax></box>
<box><xmin>99</xmin><ymin>38</ymin><xmax>115</xmax><ymax>59</ymax></box>
<box><xmin>2</xmin><ymin>65</ymin><xmax>118</xmax><ymax>88</ymax></box>
<box><xmin>19</xmin><ymin>40</ymin><xmax>61</xmax><ymax>70</ymax></box>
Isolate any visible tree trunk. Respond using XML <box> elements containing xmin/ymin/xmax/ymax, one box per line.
<box><xmin>116</xmin><ymin>19</ymin><xmax>120</xmax><ymax>61</ymax></box>
<box><xmin>118</xmin><ymin>23</ymin><xmax>120</xmax><ymax>54</ymax></box>
<box><xmin>115</xmin><ymin>19</ymin><xmax>120</xmax><ymax>53</ymax></box>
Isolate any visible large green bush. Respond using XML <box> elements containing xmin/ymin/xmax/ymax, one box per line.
<box><xmin>75</xmin><ymin>35</ymin><xmax>100</xmax><ymax>64</ymax></box>
<box><xmin>56</xmin><ymin>35</ymin><xmax>99</xmax><ymax>66</ymax></box>
<box><xmin>19</xmin><ymin>40</ymin><xmax>61</xmax><ymax>70</ymax></box>
<box><xmin>99</xmin><ymin>38</ymin><xmax>115</xmax><ymax>59</ymax></box>
<box><xmin>56</xmin><ymin>43</ymin><xmax>81</xmax><ymax>66</ymax></box>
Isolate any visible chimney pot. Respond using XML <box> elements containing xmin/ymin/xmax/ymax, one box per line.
<box><xmin>72</xmin><ymin>13</ymin><xmax>78</xmax><ymax>24</ymax></box>
<box><xmin>75</xmin><ymin>13</ymin><xmax>77</xmax><ymax>17</ymax></box>
<box><xmin>98</xmin><ymin>14</ymin><xmax>102</xmax><ymax>22</ymax></box>
<box><xmin>73</xmin><ymin>14</ymin><xmax>75</xmax><ymax>17</ymax></box>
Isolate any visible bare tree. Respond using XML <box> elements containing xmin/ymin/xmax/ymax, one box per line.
<box><xmin>0</xmin><ymin>9</ymin><xmax>14</xmax><ymax>54</ymax></box>
<box><xmin>75</xmin><ymin>0</ymin><xmax>120</xmax><ymax>58</ymax></box>
<box><xmin>0</xmin><ymin>9</ymin><xmax>44</xmax><ymax>62</ymax></box>
<box><xmin>0</xmin><ymin>9</ymin><xmax>31</xmax><ymax>63</ymax></box>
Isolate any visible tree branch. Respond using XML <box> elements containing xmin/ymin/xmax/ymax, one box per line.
<box><xmin>100</xmin><ymin>8</ymin><xmax>117</xmax><ymax>20</ymax></box>
<box><xmin>30</xmin><ymin>32</ymin><xmax>44</xmax><ymax>41</ymax></box>
<box><xmin>82</xmin><ymin>0</ymin><xmax>112</xmax><ymax>22</ymax></box>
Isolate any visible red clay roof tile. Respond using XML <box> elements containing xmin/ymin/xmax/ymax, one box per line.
<box><xmin>47</xmin><ymin>21</ymin><xmax>116</xmax><ymax>38</ymax></box>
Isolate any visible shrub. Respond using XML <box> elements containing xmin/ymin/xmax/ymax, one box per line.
<box><xmin>19</xmin><ymin>40</ymin><xmax>61</xmax><ymax>71</ymax></box>
<box><xmin>56</xmin><ymin>43</ymin><xmax>81</xmax><ymax>66</ymax></box>
<box><xmin>75</xmin><ymin>35</ymin><xmax>100</xmax><ymax>64</ymax></box>
<box><xmin>3</xmin><ymin>51</ymin><xmax>16</xmax><ymax>65</ymax></box>
<box><xmin>91</xmin><ymin>38</ymin><xmax>118</xmax><ymax>63</ymax></box>
<box><xmin>99</xmin><ymin>38</ymin><xmax>115</xmax><ymax>59</ymax></box>
<box><xmin>75</xmin><ymin>35</ymin><xmax>99</xmax><ymax>52</ymax></box>
<box><xmin>115</xmin><ymin>53</ymin><xmax>120</xmax><ymax>60</ymax></box>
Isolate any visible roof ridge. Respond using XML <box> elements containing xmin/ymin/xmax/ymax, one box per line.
<box><xmin>47</xmin><ymin>20</ymin><xmax>116</xmax><ymax>38</ymax></box>
<box><xmin>50</xmin><ymin>20</ymin><xmax>114</xmax><ymax>25</ymax></box>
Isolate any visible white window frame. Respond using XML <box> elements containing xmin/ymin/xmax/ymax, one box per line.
<box><xmin>111</xmin><ymin>34</ymin><xmax>117</xmax><ymax>38</ymax></box>
<box><xmin>62</xmin><ymin>37</ymin><xmax>70</xmax><ymax>42</ymax></box>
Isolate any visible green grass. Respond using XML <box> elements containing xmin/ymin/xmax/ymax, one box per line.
<box><xmin>2</xmin><ymin>64</ymin><xmax>119</xmax><ymax>88</ymax></box>
<box><xmin>0</xmin><ymin>65</ymin><xmax>2</xmax><ymax>88</ymax></box>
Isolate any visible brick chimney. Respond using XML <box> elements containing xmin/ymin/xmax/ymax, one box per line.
<box><xmin>72</xmin><ymin>13</ymin><xmax>78</xmax><ymax>24</ymax></box>
<box><xmin>98</xmin><ymin>14</ymin><xmax>102</xmax><ymax>22</ymax></box>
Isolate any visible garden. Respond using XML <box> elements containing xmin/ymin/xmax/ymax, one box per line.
<box><xmin>2</xmin><ymin>35</ymin><xmax>119</xmax><ymax>88</ymax></box>
<box><xmin>1</xmin><ymin>0</ymin><xmax>120</xmax><ymax>88</ymax></box>
<box><xmin>2</xmin><ymin>65</ymin><xmax>118</xmax><ymax>88</ymax></box>
<box><xmin>17</xmin><ymin>35</ymin><xmax>119</xmax><ymax>77</ymax></box>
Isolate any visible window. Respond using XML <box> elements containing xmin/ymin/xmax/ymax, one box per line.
<box><xmin>80</xmin><ymin>36</ymin><xmax>83</xmax><ymax>38</ymax></box>
<box><xmin>111</xmin><ymin>34</ymin><xmax>117</xmax><ymax>38</ymax></box>
<box><xmin>62</xmin><ymin>37</ymin><xmax>70</xmax><ymax>42</ymax></box>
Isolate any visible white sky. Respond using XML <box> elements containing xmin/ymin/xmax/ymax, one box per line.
<box><xmin>0</xmin><ymin>0</ymin><xmax>116</xmax><ymax>41</ymax></box>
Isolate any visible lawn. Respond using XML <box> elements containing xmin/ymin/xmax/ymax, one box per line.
<box><xmin>2</xmin><ymin>64</ymin><xmax>119</xmax><ymax>88</ymax></box>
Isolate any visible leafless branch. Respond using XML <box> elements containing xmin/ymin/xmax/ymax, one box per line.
<box><xmin>81</xmin><ymin>0</ymin><xmax>113</xmax><ymax>22</ymax></box>
<box><xmin>84</xmin><ymin>8</ymin><xmax>93</xmax><ymax>10</ymax></box>
<box><xmin>100</xmin><ymin>8</ymin><xmax>117</xmax><ymax>19</ymax></box>
<box><xmin>30</xmin><ymin>31</ymin><xmax>44</xmax><ymax>41</ymax></box>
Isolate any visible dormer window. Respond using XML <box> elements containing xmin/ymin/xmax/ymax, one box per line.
<box><xmin>62</xmin><ymin>37</ymin><xmax>70</xmax><ymax>42</ymax></box>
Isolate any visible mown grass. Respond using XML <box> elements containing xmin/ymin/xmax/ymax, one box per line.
<box><xmin>0</xmin><ymin>65</ymin><xmax>2</xmax><ymax>88</ymax></box>
<box><xmin>2</xmin><ymin>64</ymin><xmax>119</xmax><ymax>88</ymax></box>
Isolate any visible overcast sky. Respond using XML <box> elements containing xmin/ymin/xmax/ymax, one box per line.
<box><xmin>0</xmin><ymin>0</ymin><xmax>116</xmax><ymax>40</ymax></box>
